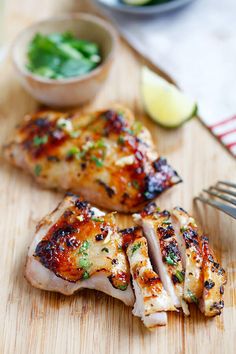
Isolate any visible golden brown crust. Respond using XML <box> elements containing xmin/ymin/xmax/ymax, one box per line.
<box><xmin>34</xmin><ymin>194</ymin><xmax>130</xmax><ymax>290</ymax></box>
<box><xmin>200</xmin><ymin>236</ymin><xmax>227</xmax><ymax>316</ymax></box>
<box><xmin>3</xmin><ymin>106</ymin><xmax>181</xmax><ymax>212</ymax></box>
<box><xmin>138</xmin><ymin>203</ymin><xmax>227</xmax><ymax>316</ymax></box>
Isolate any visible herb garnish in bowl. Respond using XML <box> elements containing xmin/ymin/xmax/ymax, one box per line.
<box><xmin>26</xmin><ymin>32</ymin><xmax>101</xmax><ymax>80</ymax></box>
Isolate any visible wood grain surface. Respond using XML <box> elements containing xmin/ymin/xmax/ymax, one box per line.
<box><xmin>0</xmin><ymin>1</ymin><xmax>235</xmax><ymax>353</ymax></box>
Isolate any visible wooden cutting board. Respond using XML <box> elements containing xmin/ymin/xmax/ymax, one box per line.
<box><xmin>0</xmin><ymin>1</ymin><xmax>235</xmax><ymax>353</ymax></box>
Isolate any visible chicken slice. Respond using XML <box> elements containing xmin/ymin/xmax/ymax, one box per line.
<box><xmin>121</xmin><ymin>227</ymin><xmax>176</xmax><ymax>328</ymax></box>
<box><xmin>171</xmin><ymin>207</ymin><xmax>203</xmax><ymax>304</ymax></box>
<box><xmin>199</xmin><ymin>235</ymin><xmax>227</xmax><ymax>316</ymax></box>
<box><xmin>25</xmin><ymin>194</ymin><xmax>134</xmax><ymax>306</ymax></box>
<box><xmin>3</xmin><ymin>105</ymin><xmax>181</xmax><ymax>212</ymax></box>
<box><xmin>133</xmin><ymin>203</ymin><xmax>189</xmax><ymax>315</ymax></box>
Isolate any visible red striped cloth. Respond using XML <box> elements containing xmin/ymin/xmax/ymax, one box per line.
<box><xmin>208</xmin><ymin>116</ymin><xmax>236</xmax><ymax>157</ymax></box>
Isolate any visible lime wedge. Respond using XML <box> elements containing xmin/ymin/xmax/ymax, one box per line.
<box><xmin>123</xmin><ymin>0</ymin><xmax>152</xmax><ymax>5</ymax></box>
<box><xmin>141</xmin><ymin>66</ymin><xmax>197</xmax><ymax>128</ymax></box>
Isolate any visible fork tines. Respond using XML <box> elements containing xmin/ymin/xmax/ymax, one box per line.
<box><xmin>195</xmin><ymin>181</ymin><xmax>236</xmax><ymax>219</ymax></box>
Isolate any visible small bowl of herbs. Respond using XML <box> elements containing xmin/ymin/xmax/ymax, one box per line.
<box><xmin>26</xmin><ymin>31</ymin><xmax>102</xmax><ymax>80</ymax></box>
<box><xmin>12</xmin><ymin>14</ymin><xmax>118</xmax><ymax>107</ymax></box>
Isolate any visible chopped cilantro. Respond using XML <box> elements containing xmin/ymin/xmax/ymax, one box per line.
<box><xmin>187</xmin><ymin>289</ymin><xmax>198</xmax><ymax>304</ymax></box>
<box><xmin>67</xmin><ymin>146</ymin><xmax>80</xmax><ymax>157</ymax></box>
<box><xmin>165</xmin><ymin>257</ymin><xmax>176</xmax><ymax>266</ymax></box>
<box><xmin>96</xmin><ymin>139</ymin><xmax>106</xmax><ymax>148</ymax></box>
<box><xmin>91</xmin><ymin>156</ymin><xmax>103</xmax><ymax>167</ymax></box>
<box><xmin>26</xmin><ymin>32</ymin><xmax>101</xmax><ymax>80</ymax></box>
<box><xmin>175</xmin><ymin>270</ymin><xmax>184</xmax><ymax>283</ymax></box>
<box><xmin>79</xmin><ymin>240</ymin><xmax>90</xmax><ymax>254</ymax></box>
<box><xmin>162</xmin><ymin>219</ymin><xmax>172</xmax><ymax>225</ymax></box>
<box><xmin>131</xmin><ymin>242</ymin><xmax>141</xmax><ymax>255</ymax></box>
<box><xmin>34</xmin><ymin>164</ymin><xmax>42</xmax><ymax>176</ymax></box>
<box><xmin>165</xmin><ymin>251</ymin><xmax>177</xmax><ymax>266</ymax></box>
<box><xmin>79</xmin><ymin>257</ymin><xmax>91</xmax><ymax>269</ymax></box>
<box><xmin>82</xmin><ymin>271</ymin><xmax>90</xmax><ymax>279</ymax></box>
<box><xmin>33</xmin><ymin>135</ymin><xmax>48</xmax><ymax>146</ymax></box>
<box><xmin>118</xmin><ymin>284</ymin><xmax>128</xmax><ymax>291</ymax></box>
<box><xmin>101</xmin><ymin>247</ymin><xmax>109</xmax><ymax>253</ymax></box>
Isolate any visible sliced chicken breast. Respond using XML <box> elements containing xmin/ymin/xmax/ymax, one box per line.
<box><xmin>171</xmin><ymin>207</ymin><xmax>203</xmax><ymax>304</ymax></box>
<box><xmin>133</xmin><ymin>203</ymin><xmax>189</xmax><ymax>315</ymax></box>
<box><xmin>25</xmin><ymin>194</ymin><xmax>134</xmax><ymax>306</ymax></box>
<box><xmin>121</xmin><ymin>227</ymin><xmax>176</xmax><ymax>328</ymax></box>
<box><xmin>3</xmin><ymin>105</ymin><xmax>181</xmax><ymax>212</ymax></box>
<box><xmin>199</xmin><ymin>235</ymin><xmax>227</xmax><ymax>316</ymax></box>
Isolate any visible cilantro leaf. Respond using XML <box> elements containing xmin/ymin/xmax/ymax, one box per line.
<box><xmin>33</xmin><ymin>135</ymin><xmax>48</xmax><ymax>146</ymax></box>
<box><xmin>79</xmin><ymin>240</ymin><xmax>90</xmax><ymax>254</ymax></box>
<box><xmin>131</xmin><ymin>242</ymin><xmax>141</xmax><ymax>255</ymax></box>
<box><xmin>91</xmin><ymin>156</ymin><xmax>104</xmax><ymax>167</ymax></box>
<box><xmin>34</xmin><ymin>164</ymin><xmax>42</xmax><ymax>176</ymax></box>
<box><xmin>175</xmin><ymin>270</ymin><xmax>184</xmax><ymax>283</ymax></box>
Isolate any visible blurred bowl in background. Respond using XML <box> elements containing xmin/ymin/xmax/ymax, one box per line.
<box><xmin>11</xmin><ymin>13</ymin><xmax>118</xmax><ymax>107</ymax></box>
<box><xmin>93</xmin><ymin>0</ymin><xmax>196</xmax><ymax>16</ymax></box>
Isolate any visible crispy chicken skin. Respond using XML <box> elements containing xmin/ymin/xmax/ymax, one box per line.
<box><xmin>199</xmin><ymin>236</ymin><xmax>227</xmax><ymax>316</ymax></box>
<box><xmin>3</xmin><ymin>106</ymin><xmax>181</xmax><ymax>212</ymax></box>
<box><xmin>25</xmin><ymin>194</ymin><xmax>134</xmax><ymax>306</ymax></box>
<box><xmin>133</xmin><ymin>203</ymin><xmax>189</xmax><ymax>315</ymax></box>
<box><xmin>171</xmin><ymin>207</ymin><xmax>203</xmax><ymax>304</ymax></box>
<box><xmin>121</xmin><ymin>227</ymin><xmax>176</xmax><ymax>328</ymax></box>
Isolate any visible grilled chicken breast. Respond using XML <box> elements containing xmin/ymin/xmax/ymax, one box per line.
<box><xmin>134</xmin><ymin>204</ymin><xmax>226</xmax><ymax>317</ymax></box>
<box><xmin>171</xmin><ymin>207</ymin><xmax>203</xmax><ymax>304</ymax></box>
<box><xmin>199</xmin><ymin>236</ymin><xmax>227</xmax><ymax>316</ymax></box>
<box><xmin>3</xmin><ymin>106</ymin><xmax>181</xmax><ymax>212</ymax></box>
<box><xmin>25</xmin><ymin>194</ymin><xmax>226</xmax><ymax>320</ymax></box>
<box><xmin>25</xmin><ymin>194</ymin><xmax>134</xmax><ymax>306</ymax></box>
<box><xmin>133</xmin><ymin>203</ymin><xmax>189</xmax><ymax>315</ymax></box>
<box><xmin>121</xmin><ymin>227</ymin><xmax>176</xmax><ymax>328</ymax></box>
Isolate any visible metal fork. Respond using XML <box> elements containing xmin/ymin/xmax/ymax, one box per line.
<box><xmin>195</xmin><ymin>181</ymin><xmax>236</xmax><ymax>219</ymax></box>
